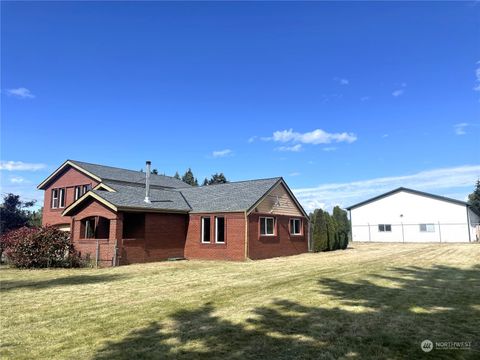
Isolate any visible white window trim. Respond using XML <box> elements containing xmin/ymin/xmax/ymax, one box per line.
<box><xmin>260</xmin><ymin>217</ymin><xmax>275</xmax><ymax>236</ymax></box>
<box><xmin>290</xmin><ymin>218</ymin><xmax>302</xmax><ymax>235</ymax></box>
<box><xmin>201</xmin><ymin>217</ymin><xmax>211</xmax><ymax>243</ymax></box>
<box><xmin>378</xmin><ymin>224</ymin><xmax>392</xmax><ymax>232</ymax></box>
<box><xmin>59</xmin><ymin>188</ymin><xmax>65</xmax><ymax>208</ymax></box>
<box><xmin>74</xmin><ymin>186</ymin><xmax>81</xmax><ymax>201</ymax></box>
<box><xmin>419</xmin><ymin>224</ymin><xmax>435</xmax><ymax>232</ymax></box>
<box><xmin>215</xmin><ymin>217</ymin><xmax>225</xmax><ymax>243</ymax></box>
<box><xmin>51</xmin><ymin>189</ymin><xmax>59</xmax><ymax>209</ymax></box>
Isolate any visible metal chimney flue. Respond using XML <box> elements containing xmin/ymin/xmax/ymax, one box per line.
<box><xmin>144</xmin><ymin>161</ymin><xmax>151</xmax><ymax>203</ymax></box>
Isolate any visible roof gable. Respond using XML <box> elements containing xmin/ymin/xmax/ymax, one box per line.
<box><xmin>346</xmin><ymin>187</ymin><xmax>468</xmax><ymax>210</ymax></box>
<box><xmin>38</xmin><ymin>160</ymin><xmax>191</xmax><ymax>190</ymax></box>
<box><xmin>180</xmin><ymin>178</ymin><xmax>282</xmax><ymax>213</ymax></box>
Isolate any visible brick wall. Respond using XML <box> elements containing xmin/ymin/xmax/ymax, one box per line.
<box><xmin>248</xmin><ymin>213</ymin><xmax>308</xmax><ymax>260</ymax></box>
<box><xmin>42</xmin><ymin>166</ymin><xmax>99</xmax><ymax>227</ymax></box>
<box><xmin>184</xmin><ymin>213</ymin><xmax>246</xmax><ymax>261</ymax></box>
<box><xmin>120</xmin><ymin>213</ymin><xmax>188</xmax><ymax>264</ymax></box>
<box><xmin>70</xmin><ymin>198</ymin><xmax>120</xmax><ymax>267</ymax></box>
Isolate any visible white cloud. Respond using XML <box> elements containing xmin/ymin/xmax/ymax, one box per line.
<box><xmin>0</xmin><ymin>161</ymin><xmax>46</xmax><ymax>171</ymax></box>
<box><xmin>392</xmin><ymin>83</ymin><xmax>407</xmax><ymax>97</ymax></box>
<box><xmin>454</xmin><ymin>123</ymin><xmax>469</xmax><ymax>135</ymax></box>
<box><xmin>248</xmin><ymin>136</ymin><xmax>257</xmax><ymax>143</ymax></box>
<box><xmin>382</xmin><ymin>134</ymin><xmax>389</xmax><ymax>138</ymax></box>
<box><xmin>392</xmin><ymin>89</ymin><xmax>404</xmax><ymax>97</ymax></box>
<box><xmin>293</xmin><ymin>164</ymin><xmax>480</xmax><ymax>213</ymax></box>
<box><xmin>266</xmin><ymin>128</ymin><xmax>357</xmax><ymax>145</ymax></box>
<box><xmin>10</xmin><ymin>176</ymin><xmax>27</xmax><ymax>184</ymax></box>
<box><xmin>323</xmin><ymin>147</ymin><xmax>337</xmax><ymax>152</ymax></box>
<box><xmin>6</xmin><ymin>87</ymin><xmax>35</xmax><ymax>99</ymax></box>
<box><xmin>334</xmin><ymin>77</ymin><xmax>349</xmax><ymax>85</ymax></box>
<box><xmin>474</xmin><ymin>61</ymin><xmax>480</xmax><ymax>92</ymax></box>
<box><xmin>289</xmin><ymin>172</ymin><xmax>301</xmax><ymax>177</ymax></box>
<box><xmin>212</xmin><ymin>149</ymin><xmax>232</xmax><ymax>158</ymax></box>
<box><xmin>360</xmin><ymin>96</ymin><xmax>370</xmax><ymax>102</ymax></box>
<box><xmin>275</xmin><ymin>144</ymin><xmax>303</xmax><ymax>152</ymax></box>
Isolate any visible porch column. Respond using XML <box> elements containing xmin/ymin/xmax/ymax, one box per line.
<box><xmin>109</xmin><ymin>213</ymin><xmax>123</xmax><ymax>266</ymax></box>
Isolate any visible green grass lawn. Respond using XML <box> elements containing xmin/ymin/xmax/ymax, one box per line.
<box><xmin>1</xmin><ymin>243</ymin><xmax>479</xmax><ymax>359</ymax></box>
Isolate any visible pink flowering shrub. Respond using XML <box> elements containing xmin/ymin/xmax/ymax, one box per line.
<box><xmin>0</xmin><ymin>226</ymin><xmax>81</xmax><ymax>268</ymax></box>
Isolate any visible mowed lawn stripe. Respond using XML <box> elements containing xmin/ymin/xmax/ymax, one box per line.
<box><xmin>1</xmin><ymin>243</ymin><xmax>479</xmax><ymax>360</ymax></box>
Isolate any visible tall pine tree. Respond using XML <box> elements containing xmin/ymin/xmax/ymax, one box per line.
<box><xmin>312</xmin><ymin>209</ymin><xmax>329</xmax><ymax>252</ymax></box>
<box><xmin>468</xmin><ymin>180</ymin><xmax>480</xmax><ymax>215</ymax></box>
<box><xmin>182</xmin><ymin>168</ymin><xmax>198</xmax><ymax>187</ymax></box>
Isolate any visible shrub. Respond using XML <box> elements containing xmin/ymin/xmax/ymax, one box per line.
<box><xmin>0</xmin><ymin>226</ymin><xmax>81</xmax><ymax>268</ymax></box>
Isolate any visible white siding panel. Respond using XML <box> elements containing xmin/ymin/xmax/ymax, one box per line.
<box><xmin>350</xmin><ymin>191</ymin><xmax>471</xmax><ymax>243</ymax></box>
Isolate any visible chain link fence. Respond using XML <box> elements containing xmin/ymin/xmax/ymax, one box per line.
<box><xmin>351</xmin><ymin>222</ymin><xmax>480</xmax><ymax>243</ymax></box>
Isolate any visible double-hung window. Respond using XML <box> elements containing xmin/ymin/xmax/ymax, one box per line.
<box><xmin>201</xmin><ymin>217</ymin><xmax>211</xmax><ymax>243</ymax></box>
<box><xmin>260</xmin><ymin>217</ymin><xmax>275</xmax><ymax>236</ymax></box>
<box><xmin>75</xmin><ymin>184</ymin><xmax>92</xmax><ymax>200</ymax></box>
<box><xmin>419</xmin><ymin>224</ymin><xmax>435</xmax><ymax>232</ymax></box>
<box><xmin>378</xmin><ymin>224</ymin><xmax>392</xmax><ymax>232</ymax></box>
<box><xmin>58</xmin><ymin>188</ymin><xmax>65</xmax><ymax>208</ymax></box>
<box><xmin>215</xmin><ymin>217</ymin><xmax>225</xmax><ymax>243</ymax></box>
<box><xmin>51</xmin><ymin>189</ymin><xmax>59</xmax><ymax>208</ymax></box>
<box><xmin>290</xmin><ymin>218</ymin><xmax>302</xmax><ymax>235</ymax></box>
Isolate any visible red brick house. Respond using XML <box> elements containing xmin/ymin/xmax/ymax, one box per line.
<box><xmin>38</xmin><ymin>160</ymin><xmax>309</xmax><ymax>266</ymax></box>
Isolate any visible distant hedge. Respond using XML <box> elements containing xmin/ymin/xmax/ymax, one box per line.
<box><xmin>311</xmin><ymin>206</ymin><xmax>350</xmax><ymax>252</ymax></box>
<box><xmin>0</xmin><ymin>226</ymin><xmax>81</xmax><ymax>268</ymax></box>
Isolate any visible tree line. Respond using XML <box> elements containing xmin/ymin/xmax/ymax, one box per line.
<box><xmin>310</xmin><ymin>206</ymin><xmax>350</xmax><ymax>252</ymax></box>
<box><xmin>149</xmin><ymin>168</ymin><xmax>228</xmax><ymax>187</ymax></box>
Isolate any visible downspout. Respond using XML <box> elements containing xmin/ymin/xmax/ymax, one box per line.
<box><xmin>466</xmin><ymin>206</ymin><xmax>472</xmax><ymax>243</ymax></box>
<box><xmin>244</xmin><ymin>211</ymin><xmax>249</xmax><ymax>260</ymax></box>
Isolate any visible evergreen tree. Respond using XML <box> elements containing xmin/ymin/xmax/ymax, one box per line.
<box><xmin>0</xmin><ymin>194</ymin><xmax>36</xmax><ymax>234</ymax></box>
<box><xmin>468</xmin><ymin>179</ymin><xmax>480</xmax><ymax>215</ymax></box>
<box><xmin>332</xmin><ymin>206</ymin><xmax>350</xmax><ymax>249</ymax></box>
<box><xmin>312</xmin><ymin>209</ymin><xmax>329</xmax><ymax>252</ymax></box>
<box><xmin>151</xmin><ymin>169</ymin><xmax>159</xmax><ymax>175</ymax></box>
<box><xmin>208</xmin><ymin>173</ymin><xmax>228</xmax><ymax>185</ymax></box>
<box><xmin>181</xmin><ymin>168</ymin><xmax>198</xmax><ymax>186</ymax></box>
<box><xmin>173</xmin><ymin>171</ymin><xmax>181</xmax><ymax>180</ymax></box>
<box><xmin>202</xmin><ymin>178</ymin><xmax>209</xmax><ymax>186</ymax></box>
<box><xmin>325</xmin><ymin>213</ymin><xmax>337</xmax><ymax>250</ymax></box>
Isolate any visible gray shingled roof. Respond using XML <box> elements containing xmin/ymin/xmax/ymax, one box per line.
<box><xmin>70</xmin><ymin>160</ymin><xmax>191</xmax><ymax>189</ymax></box>
<box><xmin>92</xmin><ymin>183</ymin><xmax>191</xmax><ymax>212</ymax></box>
<box><xmin>88</xmin><ymin>177</ymin><xmax>282</xmax><ymax>213</ymax></box>
<box><xmin>180</xmin><ymin>178</ymin><xmax>281</xmax><ymax>212</ymax></box>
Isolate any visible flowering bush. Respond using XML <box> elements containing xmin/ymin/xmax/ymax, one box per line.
<box><xmin>0</xmin><ymin>226</ymin><xmax>81</xmax><ymax>268</ymax></box>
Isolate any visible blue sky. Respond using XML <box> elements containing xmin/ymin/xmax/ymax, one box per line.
<box><xmin>1</xmin><ymin>1</ymin><xmax>479</xmax><ymax>211</ymax></box>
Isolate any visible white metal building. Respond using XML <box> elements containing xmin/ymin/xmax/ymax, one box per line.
<box><xmin>346</xmin><ymin>188</ymin><xmax>480</xmax><ymax>243</ymax></box>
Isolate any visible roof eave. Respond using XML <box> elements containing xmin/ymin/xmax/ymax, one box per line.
<box><xmin>38</xmin><ymin>160</ymin><xmax>102</xmax><ymax>190</ymax></box>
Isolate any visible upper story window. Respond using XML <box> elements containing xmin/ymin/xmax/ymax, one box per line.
<box><xmin>290</xmin><ymin>218</ymin><xmax>302</xmax><ymax>235</ymax></box>
<box><xmin>419</xmin><ymin>224</ymin><xmax>435</xmax><ymax>232</ymax></box>
<box><xmin>51</xmin><ymin>188</ymin><xmax>66</xmax><ymax>209</ymax></box>
<box><xmin>74</xmin><ymin>184</ymin><xmax>92</xmax><ymax>200</ymax></box>
<box><xmin>378</xmin><ymin>224</ymin><xmax>392</xmax><ymax>232</ymax></box>
<box><xmin>260</xmin><ymin>217</ymin><xmax>275</xmax><ymax>236</ymax></box>
<box><xmin>201</xmin><ymin>217</ymin><xmax>211</xmax><ymax>243</ymax></box>
<box><xmin>215</xmin><ymin>217</ymin><xmax>225</xmax><ymax>243</ymax></box>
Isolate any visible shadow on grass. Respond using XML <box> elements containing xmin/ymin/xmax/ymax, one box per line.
<box><xmin>94</xmin><ymin>265</ymin><xmax>480</xmax><ymax>360</ymax></box>
<box><xmin>0</xmin><ymin>274</ymin><xmax>127</xmax><ymax>292</ymax></box>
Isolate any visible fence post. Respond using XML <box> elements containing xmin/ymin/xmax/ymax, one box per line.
<box><xmin>368</xmin><ymin>223</ymin><xmax>371</xmax><ymax>242</ymax></box>
<box><xmin>95</xmin><ymin>239</ymin><xmax>99</xmax><ymax>268</ymax></box>
<box><xmin>113</xmin><ymin>239</ymin><xmax>118</xmax><ymax>266</ymax></box>
<box><xmin>401</xmin><ymin>222</ymin><xmax>405</xmax><ymax>243</ymax></box>
<box><xmin>438</xmin><ymin>221</ymin><xmax>442</xmax><ymax>243</ymax></box>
